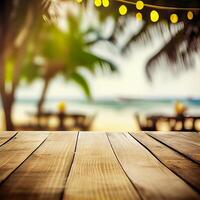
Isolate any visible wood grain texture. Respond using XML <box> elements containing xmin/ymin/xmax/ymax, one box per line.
<box><xmin>0</xmin><ymin>131</ymin><xmax>200</xmax><ymax>200</ymax></box>
<box><xmin>63</xmin><ymin>132</ymin><xmax>141</xmax><ymax>200</ymax></box>
<box><xmin>108</xmin><ymin>132</ymin><xmax>199</xmax><ymax>200</ymax></box>
<box><xmin>148</xmin><ymin>132</ymin><xmax>200</xmax><ymax>164</ymax></box>
<box><xmin>0</xmin><ymin>132</ymin><xmax>78</xmax><ymax>200</ymax></box>
<box><xmin>131</xmin><ymin>131</ymin><xmax>200</xmax><ymax>193</ymax></box>
<box><xmin>180</xmin><ymin>132</ymin><xmax>200</xmax><ymax>143</ymax></box>
<box><xmin>0</xmin><ymin>131</ymin><xmax>48</xmax><ymax>185</ymax></box>
<box><xmin>0</xmin><ymin>131</ymin><xmax>17</xmax><ymax>147</ymax></box>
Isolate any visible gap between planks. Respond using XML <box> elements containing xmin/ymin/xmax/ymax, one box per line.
<box><xmin>0</xmin><ymin>131</ymin><xmax>18</xmax><ymax>147</ymax></box>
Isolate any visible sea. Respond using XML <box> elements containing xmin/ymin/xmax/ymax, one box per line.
<box><xmin>14</xmin><ymin>97</ymin><xmax>200</xmax><ymax>115</ymax></box>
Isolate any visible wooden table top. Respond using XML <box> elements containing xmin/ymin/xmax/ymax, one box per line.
<box><xmin>0</xmin><ymin>131</ymin><xmax>200</xmax><ymax>200</ymax></box>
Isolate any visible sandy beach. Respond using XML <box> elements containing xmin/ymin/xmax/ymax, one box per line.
<box><xmin>0</xmin><ymin>109</ymin><xmax>139</xmax><ymax>131</ymax></box>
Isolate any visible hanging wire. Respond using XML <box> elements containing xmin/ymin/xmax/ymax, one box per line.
<box><xmin>115</xmin><ymin>0</ymin><xmax>200</xmax><ymax>11</ymax></box>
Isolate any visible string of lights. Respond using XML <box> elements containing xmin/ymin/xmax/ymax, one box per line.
<box><xmin>76</xmin><ymin>0</ymin><xmax>200</xmax><ymax>23</ymax></box>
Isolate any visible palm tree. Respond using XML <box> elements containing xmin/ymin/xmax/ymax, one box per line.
<box><xmin>145</xmin><ymin>13</ymin><xmax>200</xmax><ymax>80</ymax></box>
<box><xmin>0</xmin><ymin>0</ymin><xmax>116</xmax><ymax>130</ymax></box>
<box><xmin>0</xmin><ymin>0</ymin><xmax>51</xmax><ymax>130</ymax></box>
<box><xmin>21</xmin><ymin>13</ymin><xmax>117</xmax><ymax>115</ymax></box>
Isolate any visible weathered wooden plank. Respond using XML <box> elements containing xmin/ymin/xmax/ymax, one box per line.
<box><xmin>148</xmin><ymin>132</ymin><xmax>200</xmax><ymax>165</ymax></box>
<box><xmin>130</xmin><ymin>131</ymin><xmax>200</xmax><ymax>193</ymax></box>
<box><xmin>0</xmin><ymin>132</ymin><xmax>78</xmax><ymax>200</ymax></box>
<box><xmin>63</xmin><ymin>132</ymin><xmax>141</xmax><ymax>200</ymax></box>
<box><xmin>150</xmin><ymin>132</ymin><xmax>200</xmax><ymax>145</ymax></box>
<box><xmin>0</xmin><ymin>131</ymin><xmax>49</xmax><ymax>185</ymax></box>
<box><xmin>0</xmin><ymin>131</ymin><xmax>17</xmax><ymax>147</ymax></box>
<box><xmin>180</xmin><ymin>132</ymin><xmax>200</xmax><ymax>144</ymax></box>
<box><xmin>108</xmin><ymin>132</ymin><xmax>200</xmax><ymax>200</ymax></box>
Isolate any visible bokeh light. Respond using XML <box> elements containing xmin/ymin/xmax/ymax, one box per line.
<box><xmin>136</xmin><ymin>1</ymin><xmax>144</xmax><ymax>10</ymax></box>
<box><xmin>136</xmin><ymin>12</ymin><xmax>143</xmax><ymax>21</ymax></box>
<box><xmin>102</xmin><ymin>0</ymin><xmax>109</xmax><ymax>7</ymax></box>
<box><xmin>94</xmin><ymin>0</ymin><xmax>102</xmax><ymax>7</ymax></box>
<box><xmin>119</xmin><ymin>5</ymin><xmax>127</xmax><ymax>15</ymax></box>
<box><xmin>170</xmin><ymin>14</ymin><xmax>178</xmax><ymax>23</ymax></box>
<box><xmin>187</xmin><ymin>11</ymin><xmax>193</xmax><ymax>20</ymax></box>
<box><xmin>150</xmin><ymin>10</ymin><xmax>159</xmax><ymax>22</ymax></box>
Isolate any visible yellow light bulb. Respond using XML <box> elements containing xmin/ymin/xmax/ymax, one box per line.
<box><xmin>119</xmin><ymin>5</ymin><xmax>127</xmax><ymax>15</ymax></box>
<box><xmin>150</xmin><ymin>10</ymin><xmax>159</xmax><ymax>22</ymax></box>
<box><xmin>136</xmin><ymin>1</ymin><xmax>144</xmax><ymax>10</ymax></box>
<box><xmin>94</xmin><ymin>0</ymin><xmax>101</xmax><ymax>7</ymax></box>
<box><xmin>187</xmin><ymin>11</ymin><xmax>193</xmax><ymax>20</ymax></box>
<box><xmin>170</xmin><ymin>14</ymin><xmax>178</xmax><ymax>24</ymax></box>
<box><xmin>136</xmin><ymin>12</ymin><xmax>143</xmax><ymax>21</ymax></box>
<box><xmin>102</xmin><ymin>0</ymin><xmax>109</xmax><ymax>7</ymax></box>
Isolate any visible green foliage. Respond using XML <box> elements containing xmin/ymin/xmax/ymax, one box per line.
<box><xmin>20</xmin><ymin>42</ymin><xmax>40</xmax><ymax>83</ymax></box>
<box><xmin>63</xmin><ymin>14</ymin><xmax>117</xmax><ymax>78</ymax></box>
<box><xmin>42</xmin><ymin>25</ymin><xmax>67</xmax><ymax>60</ymax></box>
<box><xmin>70</xmin><ymin>72</ymin><xmax>91</xmax><ymax>98</ymax></box>
<box><xmin>21</xmin><ymin>12</ymin><xmax>118</xmax><ymax>98</ymax></box>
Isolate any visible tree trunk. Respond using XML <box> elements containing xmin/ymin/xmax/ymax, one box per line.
<box><xmin>3</xmin><ymin>95</ymin><xmax>14</xmax><ymax>130</ymax></box>
<box><xmin>37</xmin><ymin>78</ymin><xmax>50</xmax><ymax>115</ymax></box>
<box><xmin>0</xmin><ymin>54</ymin><xmax>14</xmax><ymax>131</ymax></box>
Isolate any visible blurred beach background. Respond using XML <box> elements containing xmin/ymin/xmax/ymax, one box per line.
<box><xmin>0</xmin><ymin>0</ymin><xmax>200</xmax><ymax>131</ymax></box>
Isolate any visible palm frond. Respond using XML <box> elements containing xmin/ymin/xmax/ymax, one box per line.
<box><xmin>70</xmin><ymin>71</ymin><xmax>92</xmax><ymax>98</ymax></box>
<box><xmin>145</xmin><ymin>12</ymin><xmax>200</xmax><ymax>80</ymax></box>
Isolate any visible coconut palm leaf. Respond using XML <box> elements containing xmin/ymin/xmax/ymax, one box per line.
<box><xmin>70</xmin><ymin>72</ymin><xmax>92</xmax><ymax>98</ymax></box>
<box><xmin>64</xmin><ymin>13</ymin><xmax>118</xmax><ymax>76</ymax></box>
<box><xmin>145</xmin><ymin>12</ymin><xmax>200</xmax><ymax>80</ymax></box>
